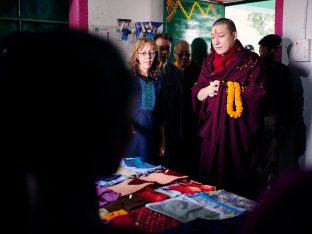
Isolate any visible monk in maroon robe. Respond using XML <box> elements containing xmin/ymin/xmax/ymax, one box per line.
<box><xmin>192</xmin><ymin>18</ymin><xmax>266</xmax><ymax>199</ymax></box>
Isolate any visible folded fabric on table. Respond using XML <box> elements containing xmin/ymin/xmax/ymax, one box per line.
<box><xmin>139</xmin><ymin>169</ymin><xmax>188</xmax><ymax>185</ymax></box>
<box><xmin>190</xmin><ymin>192</ymin><xmax>246</xmax><ymax>218</ymax></box>
<box><xmin>121</xmin><ymin>157</ymin><xmax>164</xmax><ymax>175</ymax></box>
<box><xmin>154</xmin><ymin>185</ymin><xmax>182</xmax><ymax>198</ymax></box>
<box><xmin>207</xmin><ymin>190</ymin><xmax>258</xmax><ymax>212</ymax></box>
<box><xmin>136</xmin><ymin>186</ymin><xmax>170</xmax><ymax>202</ymax></box>
<box><xmin>96</xmin><ymin>174</ymin><xmax>129</xmax><ymax>187</ymax></box>
<box><xmin>130</xmin><ymin>206</ymin><xmax>181</xmax><ymax>233</ymax></box>
<box><xmin>107</xmin><ymin>178</ymin><xmax>154</xmax><ymax>197</ymax></box>
<box><xmin>96</xmin><ymin>186</ymin><xmax>121</xmax><ymax>208</ymax></box>
<box><xmin>146</xmin><ymin>195</ymin><xmax>221</xmax><ymax>223</ymax></box>
<box><xmin>102</xmin><ymin>194</ymin><xmax>149</xmax><ymax>212</ymax></box>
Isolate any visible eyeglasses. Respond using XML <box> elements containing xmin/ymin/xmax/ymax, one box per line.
<box><xmin>138</xmin><ymin>51</ymin><xmax>156</xmax><ymax>57</ymax></box>
<box><xmin>174</xmin><ymin>51</ymin><xmax>191</xmax><ymax>58</ymax></box>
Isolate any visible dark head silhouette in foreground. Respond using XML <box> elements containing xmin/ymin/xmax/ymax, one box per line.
<box><xmin>243</xmin><ymin>170</ymin><xmax>312</xmax><ymax>234</ymax></box>
<box><xmin>0</xmin><ymin>31</ymin><xmax>133</xmax><ymax>233</ymax></box>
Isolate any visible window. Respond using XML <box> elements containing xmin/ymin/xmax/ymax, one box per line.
<box><xmin>0</xmin><ymin>0</ymin><xmax>69</xmax><ymax>39</ymax></box>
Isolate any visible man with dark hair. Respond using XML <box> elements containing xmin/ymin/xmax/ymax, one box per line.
<box><xmin>192</xmin><ymin>18</ymin><xmax>266</xmax><ymax>199</ymax></box>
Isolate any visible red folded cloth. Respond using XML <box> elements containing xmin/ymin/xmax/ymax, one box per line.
<box><xmin>136</xmin><ymin>186</ymin><xmax>169</xmax><ymax>202</ymax></box>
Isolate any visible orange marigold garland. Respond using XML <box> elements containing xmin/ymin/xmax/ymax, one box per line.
<box><xmin>226</xmin><ymin>81</ymin><xmax>243</xmax><ymax>118</ymax></box>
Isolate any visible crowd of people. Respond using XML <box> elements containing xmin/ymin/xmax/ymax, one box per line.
<box><xmin>0</xmin><ymin>17</ymin><xmax>307</xmax><ymax>233</ymax></box>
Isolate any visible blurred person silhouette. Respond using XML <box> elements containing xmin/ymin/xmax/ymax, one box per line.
<box><xmin>0</xmin><ymin>30</ymin><xmax>135</xmax><ymax>234</ymax></box>
<box><xmin>154</xmin><ymin>33</ymin><xmax>183</xmax><ymax>168</ymax></box>
<box><xmin>169</xmin><ymin>40</ymin><xmax>201</xmax><ymax>178</ymax></box>
<box><xmin>125</xmin><ymin>38</ymin><xmax>165</xmax><ymax>165</ymax></box>
<box><xmin>242</xmin><ymin>169</ymin><xmax>312</xmax><ymax>234</ymax></box>
<box><xmin>191</xmin><ymin>37</ymin><xmax>208</xmax><ymax>66</ymax></box>
<box><xmin>257</xmin><ymin>34</ymin><xmax>306</xmax><ymax>194</ymax></box>
<box><xmin>192</xmin><ymin>18</ymin><xmax>266</xmax><ymax>199</ymax></box>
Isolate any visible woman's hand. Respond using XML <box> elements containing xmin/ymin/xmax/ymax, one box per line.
<box><xmin>197</xmin><ymin>80</ymin><xmax>220</xmax><ymax>101</ymax></box>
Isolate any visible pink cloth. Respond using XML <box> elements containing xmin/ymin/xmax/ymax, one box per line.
<box><xmin>139</xmin><ymin>169</ymin><xmax>188</xmax><ymax>185</ymax></box>
<box><xmin>107</xmin><ymin>178</ymin><xmax>154</xmax><ymax>197</ymax></box>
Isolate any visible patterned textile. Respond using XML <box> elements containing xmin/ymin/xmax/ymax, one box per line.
<box><xmin>130</xmin><ymin>207</ymin><xmax>181</xmax><ymax>234</ymax></box>
<box><xmin>154</xmin><ymin>186</ymin><xmax>182</xmax><ymax>198</ymax></box>
<box><xmin>140</xmin><ymin>79</ymin><xmax>155</xmax><ymax>110</ymax></box>
<box><xmin>139</xmin><ymin>169</ymin><xmax>188</xmax><ymax>185</ymax></box>
<box><xmin>96</xmin><ymin>174</ymin><xmax>129</xmax><ymax>187</ymax></box>
<box><xmin>96</xmin><ymin>186</ymin><xmax>121</xmax><ymax>208</ymax></box>
<box><xmin>121</xmin><ymin>157</ymin><xmax>164</xmax><ymax>175</ymax></box>
<box><xmin>136</xmin><ymin>186</ymin><xmax>169</xmax><ymax>202</ymax></box>
<box><xmin>103</xmin><ymin>195</ymin><xmax>149</xmax><ymax>213</ymax></box>
<box><xmin>190</xmin><ymin>192</ymin><xmax>246</xmax><ymax>218</ymax></box>
<box><xmin>207</xmin><ymin>190</ymin><xmax>258</xmax><ymax>212</ymax></box>
<box><xmin>107</xmin><ymin>178</ymin><xmax>154</xmax><ymax>197</ymax></box>
<box><xmin>146</xmin><ymin>195</ymin><xmax>221</xmax><ymax>223</ymax></box>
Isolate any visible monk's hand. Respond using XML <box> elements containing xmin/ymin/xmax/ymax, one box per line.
<box><xmin>209</xmin><ymin>80</ymin><xmax>220</xmax><ymax>96</ymax></box>
<box><xmin>197</xmin><ymin>86</ymin><xmax>210</xmax><ymax>101</ymax></box>
<box><xmin>197</xmin><ymin>81</ymin><xmax>220</xmax><ymax>100</ymax></box>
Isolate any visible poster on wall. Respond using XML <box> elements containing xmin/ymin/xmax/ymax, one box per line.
<box><xmin>164</xmin><ymin>0</ymin><xmax>224</xmax><ymax>62</ymax></box>
<box><xmin>89</xmin><ymin>21</ymin><xmax>135</xmax><ymax>65</ymax></box>
<box><xmin>117</xmin><ymin>19</ymin><xmax>135</xmax><ymax>42</ymax></box>
<box><xmin>135</xmin><ymin>21</ymin><xmax>163</xmax><ymax>40</ymax></box>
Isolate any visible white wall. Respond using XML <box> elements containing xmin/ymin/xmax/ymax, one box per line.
<box><xmin>88</xmin><ymin>0</ymin><xmax>163</xmax><ymax>62</ymax></box>
<box><xmin>89</xmin><ymin>0</ymin><xmax>163</xmax><ymax>26</ymax></box>
<box><xmin>283</xmin><ymin>0</ymin><xmax>312</xmax><ymax>168</ymax></box>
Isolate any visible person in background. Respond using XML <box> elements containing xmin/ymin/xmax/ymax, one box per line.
<box><xmin>170</xmin><ymin>40</ymin><xmax>201</xmax><ymax>178</ymax></box>
<box><xmin>154</xmin><ymin>33</ymin><xmax>183</xmax><ymax>168</ymax></box>
<box><xmin>191</xmin><ymin>18</ymin><xmax>266</xmax><ymax>199</ymax></box>
<box><xmin>257</xmin><ymin>34</ymin><xmax>306</xmax><ymax>193</ymax></box>
<box><xmin>0</xmin><ymin>30</ymin><xmax>134</xmax><ymax>234</ymax></box>
<box><xmin>191</xmin><ymin>37</ymin><xmax>208</xmax><ymax>67</ymax></box>
<box><xmin>173</xmin><ymin>40</ymin><xmax>192</xmax><ymax>69</ymax></box>
<box><xmin>125</xmin><ymin>38</ymin><xmax>164</xmax><ymax>165</ymax></box>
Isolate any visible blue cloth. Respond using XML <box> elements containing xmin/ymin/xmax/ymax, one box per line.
<box><xmin>125</xmin><ymin>76</ymin><xmax>162</xmax><ymax>163</ymax></box>
<box><xmin>120</xmin><ymin>157</ymin><xmax>163</xmax><ymax>175</ymax></box>
<box><xmin>96</xmin><ymin>174</ymin><xmax>129</xmax><ymax>187</ymax></box>
<box><xmin>123</xmin><ymin>157</ymin><xmax>156</xmax><ymax>168</ymax></box>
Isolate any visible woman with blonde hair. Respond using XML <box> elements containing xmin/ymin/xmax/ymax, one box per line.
<box><xmin>125</xmin><ymin>38</ymin><xmax>165</xmax><ymax>165</ymax></box>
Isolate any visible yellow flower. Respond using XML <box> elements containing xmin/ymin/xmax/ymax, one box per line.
<box><xmin>226</xmin><ymin>81</ymin><xmax>243</xmax><ymax>118</ymax></box>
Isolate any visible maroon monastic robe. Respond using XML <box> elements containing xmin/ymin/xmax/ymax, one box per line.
<box><xmin>192</xmin><ymin>40</ymin><xmax>266</xmax><ymax>198</ymax></box>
